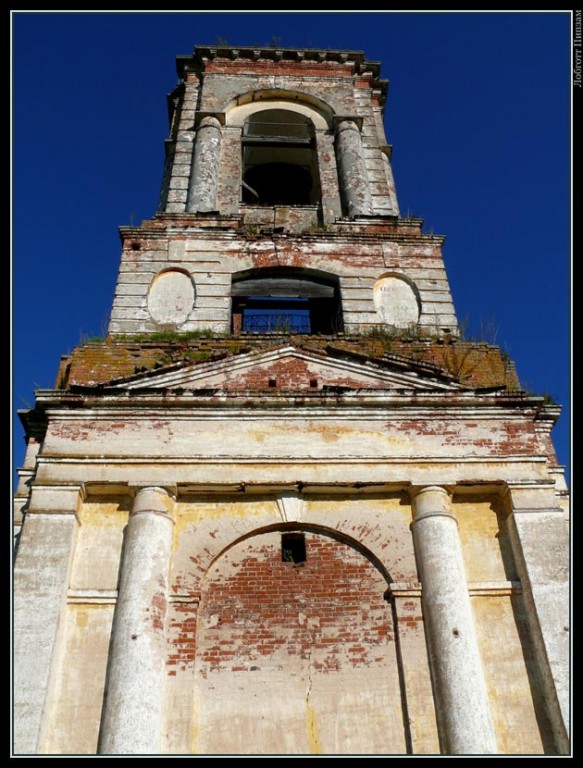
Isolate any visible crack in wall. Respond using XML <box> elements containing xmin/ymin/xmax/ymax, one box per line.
<box><xmin>287</xmin><ymin>563</ymin><xmax>322</xmax><ymax>754</ymax></box>
<box><xmin>273</xmin><ymin>236</ymin><xmax>281</xmax><ymax>265</ymax></box>
<box><xmin>305</xmin><ymin>648</ymin><xmax>321</xmax><ymax>754</ymax></box>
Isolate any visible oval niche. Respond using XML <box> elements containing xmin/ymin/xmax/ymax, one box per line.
<box><xmin>373</xmin><ymin>275</ymin><xmax>420</xmax><ymax>327</ymax></box>
<box><xmin>147</xmin><ymin>269</ymin><xmax>195</xmax><ymax>326</ymax></box>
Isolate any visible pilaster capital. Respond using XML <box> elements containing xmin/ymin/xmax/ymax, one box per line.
<box><xmin>27</xmin><ymin>482</ymin><xmax>87</xmax><ymax>515</ymax></box>
<box><xmin>502</xmin><ymin>481</ymin><xmax>559</xmax><ymax>513</ymax></box>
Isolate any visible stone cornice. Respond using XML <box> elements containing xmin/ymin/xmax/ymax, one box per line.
<box><xmin>32</xmin><ymin>387</ymin><xmax>548</xmax><ymax>418</ymax></box>
<box><xmin>175</xmin><ymin>46</ymin><xmax>388</xmax><ymax>107</ymax></box>
<box><xmin>179</xmin><ymin>45</ymin><xmax>381</xmax><ymax>76</ymax></box>
<box><xmin>118</xmin><ymin>215</ymin><xmax>441</xmax><ymax>244</ymax></box>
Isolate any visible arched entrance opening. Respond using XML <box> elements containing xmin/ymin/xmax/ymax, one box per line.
<box><xmin>193</xmin><ymin>526</ymin><xmax>407</xmax><ymax>754</ymax></box>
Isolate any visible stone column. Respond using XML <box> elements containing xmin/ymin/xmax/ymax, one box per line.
<box><xmin>98</xmin><ymin>486</ymin><xmax>175</xmax><ymax>755</ymax></box>
<box><xmin>411</xmin><ymin>486</ymin><xmax>497</xmax><ymax>754</ymax></box>
<box><xmin>186</xmin><ymin>116</ymin><xmax>222</xmax><ymax>213</ymax></box>
<box><xmin>334</xmin><ymin>118</ymin><xmax>373</xmax><ymax>218</ymax></box>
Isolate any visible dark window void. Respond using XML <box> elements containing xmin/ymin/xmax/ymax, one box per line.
<box><xmin>244</xmin><ymin>163</ymin><xmax>312</xmax><ymax>206</ymax></box>
<box><xmin>231</xmin><ymin>268</ymin><xmax>343</xmax><ymax>335</ymax></box>
<box><xmin>282</xmin><ymin>533</ymin><xmax>306</xmax><ymax>563</ymax></box>
<box><xmin>241</xmin><ymin>109</ymin><xmax>321</xmax><ymax>206</ymax></box>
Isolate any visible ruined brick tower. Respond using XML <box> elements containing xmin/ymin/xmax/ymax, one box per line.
<box><xmin>13</xmin><ymin>46</ymin><xmax>570</xmax><ymax>755</ymax></box>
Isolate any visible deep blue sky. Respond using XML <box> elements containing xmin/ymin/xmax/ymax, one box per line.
<box><xmin>11</xmin><ymin>11</ymin><xmax>572</xmax><ymax>489</ymax></box>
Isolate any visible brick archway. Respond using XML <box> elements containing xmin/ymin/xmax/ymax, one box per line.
<box><xmin>192</xmin><ymin>527</ymin><xmax>408</xmax><ymax>755</ymax></box>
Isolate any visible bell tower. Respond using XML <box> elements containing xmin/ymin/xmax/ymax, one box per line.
<box><xmin>106</xmin><ymin>46</ymin><xmax>456</xmax><ymax>341</ymax></box>
<box><xmin>13</xmin><ymin>46</ymin><xmax>569</xmax><ymax>756</ymax></box>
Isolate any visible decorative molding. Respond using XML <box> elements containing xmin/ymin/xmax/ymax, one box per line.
<box><xmin>276</xmin><ymin>492</ymin><xmax>305</xmax><ymax>523</ymax></box>
<box><xmin>67</xmin><ymin>589</ymin><xmax>118</xmax><ymax>605</ymax></box>
<box><xmin>386</xmin><ymin>581</ymin><xmax>522</xmax><ymax>599</ymax></box>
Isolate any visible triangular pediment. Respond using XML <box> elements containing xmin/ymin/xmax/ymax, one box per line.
<box><xmin>104</xmin><ymin>345</ymin><xmax>466</xmax><ymax>393</ymax></box>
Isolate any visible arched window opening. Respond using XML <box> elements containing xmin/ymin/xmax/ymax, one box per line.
<box><xmin>231</xmin><ymin>269</ymin><xmax>343</xmax><ymax>335</ymax></box>
<box><xmin>241</xmin><ymin>110</ymin><xmax>320</xmax><ymax>206</ymax></box>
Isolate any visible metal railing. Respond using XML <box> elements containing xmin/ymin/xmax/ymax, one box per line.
<box><xmin>243</xmin><ymin>312</ymin><xmax>311</xmax><ymax>333</ymax></box>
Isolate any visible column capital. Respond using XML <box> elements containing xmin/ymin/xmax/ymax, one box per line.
<box><xmin>410</xmin><ymin>485</ymin><xmax>456</xmax><ymax>525</ymax></box>
<box><xmin>129</xmin><ymin>483</ymin><xmax>177</xmax><ymax>498</ymax></box>
<box><xmin>379</xmin><ymin>144</ymin><xmax>394</xmax><ymax>161</ymax></box>
<box><xmin>194</xmin><ymin>111</ymin><xmax>225</xmax><ymax>128</ymax></box>
<box><xmin>333</xmin><ymin>115</ymin><xmax>364</xmax><ymax>132</ymax></box>
<box><xmin>129</xmin><ymin>485</ymin><xmax>176</xmax><ymax>521</ymax></box>
<box><xmin>410</xmin><ymin>484</ymin><xmax>454</xmax><ymax>500</ymax></box>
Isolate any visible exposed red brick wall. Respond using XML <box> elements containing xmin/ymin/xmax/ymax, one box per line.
<box><xmin>535</xmin><ymin>429</ymin><xmax>560</xmax><ymax>466</ymax></box>
<box><xmin>219</xmin><ymin>356</ymin><xmax>376</xmax><ymax>391</ymax></box>
<box><xmin>168</xmin><ymin>605</ymin><xmax>199</xmax><ymax>673</ymax></box>
<box><xmin>175</xmin><ymin>531</ymin><xmax>393</xmax><ymax>675</ymax></box>
<box><xmin>204</xmin><ymin>60</ymin><xmax>355</xmax><ymax>78</ymax></box>
<box><xmin>396</xmin><ymin>418</ymin><xmax>539</xmax><ymax>455</ymax></box>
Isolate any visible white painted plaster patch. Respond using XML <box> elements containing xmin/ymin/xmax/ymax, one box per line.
<box><xmin>147</xmin><ymin>270</ymin><xmax>195</xmax><ymax>326</ymax></box>
<box><xmin>373</xmin><ymin>275</ymin><xmax>420</xmax><ymax>327</ymax></box>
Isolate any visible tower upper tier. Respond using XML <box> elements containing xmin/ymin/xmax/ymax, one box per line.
<box><xmin>158</xmin><ymin>45</ymin><xmax>399</xmax><ymax>221</ymax></box>
<box><xmin>107</xmin><ymin>46</ymin><xmax>459</xmax><ymax>339</ymax></box>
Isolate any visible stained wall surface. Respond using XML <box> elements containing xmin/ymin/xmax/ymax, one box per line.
<box><xmin>33</xmin><ymin>491</ymin><xmax>560</xmax><ymax>755</ymax></box>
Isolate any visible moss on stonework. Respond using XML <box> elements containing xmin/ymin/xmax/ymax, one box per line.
<box><xmin>112</xmin><ymin>329</ymin><xmax>215</xmax><ymax>342</ymax></box>
<box><xmin>361</xmin><ymin>324</ymin><xmax>433</xmax><ymax>344</ymax></box>
<box><xmin>156</xmin><ymin>349</ymin><xmax>213</xmax><ymax>365</ymax></box>
<box><xmin>59</xmin><ymin>332</ymin><xmax>520</xmax><ymax>391</ymax></box>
